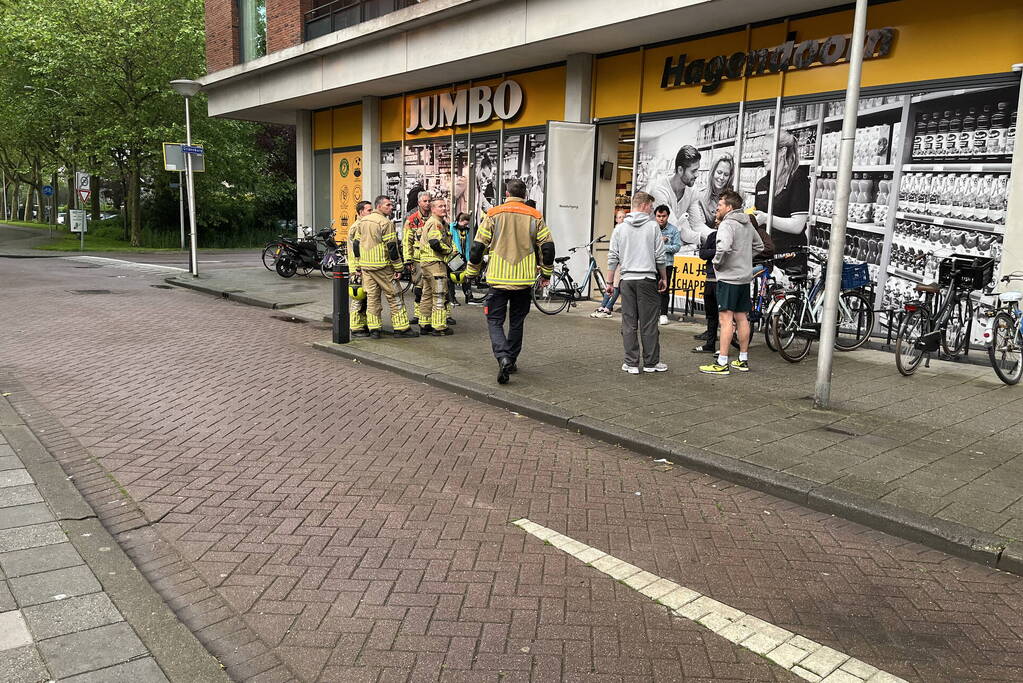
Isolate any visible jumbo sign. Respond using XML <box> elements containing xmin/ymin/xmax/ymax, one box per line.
<box><xmin>406</xmin><ymin>80</ymin><xmax>523</xmax><ymax>133</ymax></box>
<box><xmin>661</xmin><ymin>28</ymin><xmax>897</xmax><ymax>94</ymax></box>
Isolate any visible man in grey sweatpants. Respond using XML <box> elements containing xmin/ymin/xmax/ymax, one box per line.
<box><xmin>606</xmin><ymin>191</ymin><xmax>669</xmax><ymax>374</ymax></box>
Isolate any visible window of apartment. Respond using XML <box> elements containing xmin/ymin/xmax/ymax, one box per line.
<box><xmin>239</xmin><ymin>0</ymin><xmax>267</xmax><ymax>61</ymax></box>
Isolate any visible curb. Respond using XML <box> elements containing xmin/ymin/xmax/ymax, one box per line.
<box><xmin>164</xmin><ymin>276</ymin><xmax>316</xmax><ymax>310</ymax></box>
<box><xmin>312</xmin><ymin>340</ymin><xmax>1018</xmax><ymax>576</ymax></box>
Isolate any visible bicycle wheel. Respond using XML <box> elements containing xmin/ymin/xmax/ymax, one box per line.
<box><xmin>987</xmin><ymin>312</ymin><xmax>1023</xmax><ymax>385</ymax></box>
<box><xmin>772</xmin><ymin>298</ymin><xmax>812</xmax><ymax>363</ymax></box>
<box><xmin>275</xmin><ymin>256</ymin><xmax>297</xmax><ymax>278</ymax></box>
<box><xmin>895</xmin><ymin>308</ymin><xmax>928</xmax><ymax>376</ymax></box>
<box><xmin>320</xmin><ymin>254</ymin><xmax>336</xmax><ymax>279</ymax></box>
<box><xmin>834</xmin><ymin>290</ymin><xmax>875</xmax><ymax>351</ymax></box>
<box><xmin>941</xmin><ymin>296</ymin><xmax>973</xmax><ymax>358</ymax></box>
<box><xmin>262</xmin><ymin>243</ymin><xmax>283</xmax><ymax>270</ymax></box>
<box><xmin>532</xmin><ymin>272</ymin><xmax>572</xmax><ymax>315</ymax></box>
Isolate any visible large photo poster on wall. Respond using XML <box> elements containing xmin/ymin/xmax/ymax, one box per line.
<box><xmin>502</xmin><ymin>132</ymin><xmax>546</xmax><ymax>211</ymax></box>
<box><xmin>403</xmin><ymin>141</ymin><xmax>451</xmax><ymax>215</ymax></box>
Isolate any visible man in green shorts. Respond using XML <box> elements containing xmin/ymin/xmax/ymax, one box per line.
<box><xmin>699</xmin><ymin>189</ymin><xmax>763</xmax><ymax>376</ymax></box>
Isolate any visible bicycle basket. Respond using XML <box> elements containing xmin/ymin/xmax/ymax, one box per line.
<box><xmin>841</xmin><ymin>262</ymin><xmax>871</xmax><ymax>291</ymax></box>
<box><xmin>938</xmin><ymin>254</ymin><xmax>994</xmax><ymax>291</ymax></box>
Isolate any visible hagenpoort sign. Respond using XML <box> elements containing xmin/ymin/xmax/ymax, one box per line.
<box><xmin>661</xmin><ymin>28</ymin><xmax>897</xmax><ymax>94</ymax></box>
<box><xmin>406</xmin><ymin>80</ymin><xmax>523</xmax><ymax>133</ymax></box>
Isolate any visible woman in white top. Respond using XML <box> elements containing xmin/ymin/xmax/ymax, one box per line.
<box><xmin>689</xmin><ymin>154</ymin><xmax>735</xmax><ymax>238</ymax></box>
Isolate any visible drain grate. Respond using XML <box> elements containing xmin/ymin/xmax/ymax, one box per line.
<box><xmin>68</xmin><ymin>289</ymin><xmax>113</xmax><ymax>295</ymax></box>
<box><xmin>271</xmin><ymin>315</ymin><xmax>307</xmax><ymax>324</ymax></box>
<box><xmin>150</xmin><ymin>284</ymin><xmax>173</xmax><ymax>289</ymax></box>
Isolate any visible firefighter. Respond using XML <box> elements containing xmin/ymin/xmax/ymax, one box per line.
<box><xmin>465</xmin><ymin>178</ymin><xmax>555</xmax><ymax>384</ymax></box>
<box><xmin>348</xmin><ymin>200</ymin><xmax>373</xmax><ymax>337</ymax></box>
<box><xmin>418</xmin><ymin>197</ymin><xmax>454</xmax><ymax>336</ymax></box>
<box><xmin>351</xmin><ymin>195</ymin><xmax>418</xmax><ymax>339</ymax></box>
<box><xmin>402</xmin><ymin>190</ymin><xmax>431</xmax><ymax>328</ymax></box>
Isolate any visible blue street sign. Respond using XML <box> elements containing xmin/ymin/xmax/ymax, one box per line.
<box><xmin>182</xmin><ymin>145</ymin><xmax>204</xmax><ymax>155</ymax></box>
<box><xmin>42</xmin><ymin>185</ymin><xmax>54</xmax><ymax>197</ymax></box>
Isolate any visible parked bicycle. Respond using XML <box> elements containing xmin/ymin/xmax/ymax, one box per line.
<box><xmin>261</xmin><ymin>233</ymin><xmax>296</xmax><ymax>270</ymax></box>
<box><xmin>982</xmin><ymin>271</ymin><xmax>1023</xmax><ymax>385</ymax></box>
<box><xmin>894</xmin><ymin>253</ymin><xmax>993</xmax><ymax>376</ymax></box>
<box><xmin>276</xmin><ymin>227</ymin><xmax>335</xmax><ymax>278</ymax></box>
<box><xmin>769</xmin><ymin>249</ymin><xmax>875</xmax><ymax>363</ymax></box>
<box><xmin>531</xmin><ymin>236</ymin><xmax>608</xmax><ymax>315</ymax></box>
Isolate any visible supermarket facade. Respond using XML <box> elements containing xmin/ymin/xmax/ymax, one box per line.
<box><xmin>202</xmin><ymin>0</ymin><xmax>1023</xmax><ymax>307</ymax></box>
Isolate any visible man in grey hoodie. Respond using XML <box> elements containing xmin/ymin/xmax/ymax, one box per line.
<box><xmin>699</xmin><ymin>189</ymin><xmax>764</xmax><ymax>376</ymax></box>
<box><xmin>606</xmin><ymin>191</ymin><xmax>669</xmax><ymax>374</ymax></box>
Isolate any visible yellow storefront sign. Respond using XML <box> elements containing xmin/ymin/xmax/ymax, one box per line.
<box><xmin>673</xmin><ymin>255</ymin><xmax>707</xmax><ymax>301</ymax></box>
<box><xmin>331</xmin><ymin>150</ymin><xmax>363</xmax><ymax>243</ymax></box>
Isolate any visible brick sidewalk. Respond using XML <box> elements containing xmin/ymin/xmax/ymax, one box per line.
<box><xmin>3</xmin><ymin>257</ymin><xmax>1023</xmax><ymax>681</ymax></box>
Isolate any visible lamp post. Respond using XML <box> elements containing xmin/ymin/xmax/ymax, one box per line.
<box><xmin>23</xmin><ymin>86</ymin><xmax>68</xmax><ymax>237</ymax></box>
<box><xmin>170</xmin><ymin>79</ymin><xmax>203</xmax><ymax>277</ymax></box>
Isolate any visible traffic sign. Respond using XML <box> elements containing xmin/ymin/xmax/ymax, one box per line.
<box><xmin>162</xmin><ymin>143</ymin><xmax>206</xmax><ymax>172</ymax></box>
<box><xmin>75</xmin><ymin>172</ymin><xmax>91</xmax><ymax>203</ymax></box>
<box><xmin>42</xmin><ymin>185</ymin><xmax>54</xmax><ymax>197</ymax></box>
<box><xmin>69</xmin><ymin>209</ymin><xmax>87</xmax><ymax>233</ymax></box>
<box><xmin>182</xmin><ymin>145</ymin><xmax>204</xmax><ymax>155</ymax></box>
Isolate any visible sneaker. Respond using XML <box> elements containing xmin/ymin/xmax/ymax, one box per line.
<box><xmin>621</xmin><ymin>363</ymin><xmax>640</xmax><ymax>375</ymax></box>
<box><xmin>590</xmin><ymin>308</ymin><xmax>611</xmax><ymax>319</ymax></box>
<box><xmin>393</xmin><ymin>328</ymin><xmax>420</xmax><ymax>338</ymax></box>
<box><xmin>691</xmin><ymin>345</ymin><xmax>716</xmax><ymax>353</ymax></box>
<box><xmin>658</xmin><ymin>315</ymin><xmax>670</xmax><ymax>326</ymax></box>
<box><xmin>694</xmin><ymin>331</ymin><xmax>711</xmax><ymax>341</ymax></box>
<box><xmin>643</xmin><ymin>363</ymin><xmax>668</xmax><ymax>373</ymax></box>
<box><xmin>467</xmin><ymin>300</ymin><xmax>484</xmax><ymax>306</ymax></box>
<box><xmin>699</xmin><ymin>363</ymin><xmax>730</xmax><ymax>376</ymax></box>
<box><xmin>730</xmin><ymin>359</ymin><xmax>750</xmax><ymax>372</ymax></box>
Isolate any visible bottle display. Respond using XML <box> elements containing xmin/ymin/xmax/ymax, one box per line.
<box><xmin>897</xmin><ymin>172</ymin><xmax>1009</xmax><ymax>227</ymax></box>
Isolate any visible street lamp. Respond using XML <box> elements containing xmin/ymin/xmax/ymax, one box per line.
<box><xmin>170</xmin><ymin>79</ymin><xmax>203</xmax><ymax>276</ymax></box>
<box><xmin>24</xmin><ymin>85</ymin><xmax>68</xmax><ymax>237</ymax></box>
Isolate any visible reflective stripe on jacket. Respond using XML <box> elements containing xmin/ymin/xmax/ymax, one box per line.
<box><xmin>350</xmin><ymin>211</ymin><xmax>401</xmax><ymax>271</ymax></box>
<box><xmin>402</xmin><ymin>210</ymin><xmax>426</xmax><ymax>264</ymax></box>
<box><xmin>419</xmin><ymin>215</ymin><xmax>453</xmax><ymax>264</ymax></box>
<box><xmin>465</xmin><ymin>197</ymin><xmax>553</xmax><ymax>290</ymax></box>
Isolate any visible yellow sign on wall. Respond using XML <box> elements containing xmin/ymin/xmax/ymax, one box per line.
<box><xmin>331</xmin><ymin>150</ymin><xmax>363</xmax><ymax>243</ymax></box>
<box><xmin>673</xmin><ymin>255</ymin><xmax>707</xmax><ymax>301</ymax></box>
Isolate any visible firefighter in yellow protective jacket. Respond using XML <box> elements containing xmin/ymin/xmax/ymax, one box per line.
<box><xmin>347</xmin><ymin>200</ymin><xmax>373</xmax><ymax>337</ymax></box>
<box><xmin>417</xmin><ymin>197</ymin><xmax>454</xmax><ymax>336</ymax></box>
<box><xmin>402</xmin><ymin>191</ymin><xmax>431</xmax><ymax>324</ymax></box>
<box><xmin>464</xmin><ymin>178</ymin><xmax>555</xmax><ymax>384</ymax></box>
<box><xmin>349</xmin><ymin>195</ymin><xmax>419</xmax><ymax>339</ymax></box>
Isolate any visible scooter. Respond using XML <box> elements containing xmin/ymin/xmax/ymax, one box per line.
<box><xmin>276</xmin><ymin>227</ymin><xmax>333</xmax><ymax>278</ymax></box>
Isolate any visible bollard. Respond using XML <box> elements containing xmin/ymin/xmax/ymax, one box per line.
<box><xmin>332</xmin><ymin>255</ymin><xmax>350</xmax><ymax>344</ymax></box>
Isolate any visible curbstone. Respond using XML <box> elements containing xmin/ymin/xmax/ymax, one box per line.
<box><xmin>998</xmin><ymin>542</ymin><xmax>1023</xmax><ymax>575</ymax></box>
<box><xmin>313</xmin><ymin>342</ymin><xmax>430</xmax><ymax>383</ymax></box>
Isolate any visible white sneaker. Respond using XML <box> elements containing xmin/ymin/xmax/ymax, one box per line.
<box><xmin>590</xmin><ymin>308</ymin><xmax>608</xmax><ymax>318</ymax></box>
<box><xmin>658</xmin><ymin>315</ymin><xmax>669</xmax><ymax>325</ymax></box>
<box><xmin>621</xmin><ymin>363</ymin><xmax>640</xmax><ymax>375</ymax></box>
<box><xmin>643</xmin><ymin>363</ymin><xmax>668</xmax><ymax>373</ymax></box>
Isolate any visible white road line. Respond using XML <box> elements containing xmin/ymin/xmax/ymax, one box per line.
<box><xmin>63</xmin><ymin>256</ymin><xmax>186</xmax><ymax>273</ymax></box>
<box><xmin>512</xmin><ymin>518</ymin><xmax>907</xmax><ymax>683</ymax></box>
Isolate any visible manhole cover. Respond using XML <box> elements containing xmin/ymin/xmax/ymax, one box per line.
<box><xmin>150</xmin><ymin>285</ymin><xmax>173</xmax><ymax>289</ymax></box>
<box><xmin>271</xmin><ymin>315</ymin><xmax>307</xmax><ymax>324</ymax></box>
<box><xmin>68</xmin><ymin>289</ymin><xmax>113</xmax><ymax>295</ymax></box>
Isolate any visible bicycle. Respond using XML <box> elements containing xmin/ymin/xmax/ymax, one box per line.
<box><xmin>894</xmin><ymin>253</ymin><xmax>993</xmax><ymax>376</ymax></box>
<box><xmin>982</xmin><ymin>271</ymin><xmax>1023</xmax><ymax>385</ymax></box>
<box><xmin>261</xmin><ymin>233</ymin><xmax>295</xmax><ymax>270</ymax></box>
<box><xmin>531</xmin><ymin>236</ymin><xmax>608</xmax><ymax>315</ymax></box>
<box><xmin>769</xmin><ymin>249</ymin><xmax>876</xmax><ymax>363</ymax></box>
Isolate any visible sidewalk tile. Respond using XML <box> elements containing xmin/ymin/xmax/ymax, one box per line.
<box><xmin>0</xmin><ymin>485</ymin><xmax>43</xmax><ymax>509</ymax></box>
<box><xmin>23</xmin><ymin>592</ymin><xmax>123</xmax><ymax>640</ymax></box>
<box><xmin>0</xmin><ymin>456</ymin><xmax>22</xmax><ymax>472</ymax></box>
<box><xmin>0</xmin><ymin>470</ymin><xmax>32</xmax><ymax>489</ymax></box>
<box><xmin>36</xmin><ymin>622</ymin><xmax>147</xmax><ymax>679</ymax></box>
<box><xmin>0</xmin><ymin>644</ymin><xmax>48</xmax><ymax>683</ymax></box>
<box><xmin>9</xmin><ymin>565</ymin><xmax>100</xmax><ymax>607</ymax></box>
<box><xmin>0</xmin><ymin>582</ymin><xmax>12</xmax><ymax>612</ymax></box>
<box><xmin>62</xmin><ymin>657</ymin><xmax>169</xmax><ymax>683</ymax></box>
<box><xmin>0</xmin><ymin>610</ymin><xmax>33</xmax><ymax>650</ymax></box>
<box><xmin>0</xmin><ymin>504</ymin><xmax>55</xmax><ymax>531</ymax></box>
<box><xmin>0</xmin><ymin>543</ymin><xmax>85</xmax><ymax>578</ymax></box>
<box><xmin>0</xmin><ymin>522</ymin><xmax>66</xmax><ymax>553</ymax></box>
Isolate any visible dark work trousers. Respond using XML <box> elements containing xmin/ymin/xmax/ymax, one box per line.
<box><xmin>485</xmin><ymin>287</ymin><xmax>532</xmax><ymax>362</ymax></box>
<box><xmin>620</xmin><ymin>278</ymin><xmax>661</xmax><ymax>368</ymax></box>
<box><xmin>703</xmin><ymin>279</ymin><xmax>719</xmax><ymax>340</ymax></box>
<box><xmin>659</xmin><ymin>265</ymin><xmax>676</xmax><ymax>316</ymax></box>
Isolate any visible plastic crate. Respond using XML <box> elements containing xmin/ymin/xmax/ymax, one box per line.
<box><xmin>841</xmin><ymin>262</ymin><xmax>871</xmax><ymax>291</ymax></box>
<box><xmin>938</xmin><ymin>254</ymin><xmax>994</xmax><ymax>291</ymax></box>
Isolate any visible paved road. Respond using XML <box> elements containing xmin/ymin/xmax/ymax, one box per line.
<box><xmin>1</xmin><ymin>257</ymin><xmax>1022</xmax><ymax>682</ymax></box>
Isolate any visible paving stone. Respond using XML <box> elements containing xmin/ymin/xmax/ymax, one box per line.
<box><xmin>0</xmin><ymin>456</ymin><xmax>23</xmax><ymax>472</ymax></box>
<box><xmin>657</xmin><ymin>587</ymin><xmax>701</xmax><ymax>610</ymax></box>
<box><xmin>0</xmin><ymin>581</ymin><xmax>13</xmax><ymax>612</ymax></box>
<box><xmin>0</xmin><ymin>485</ymin><xmax>42</xmax><ymax>509</ymax></box>
<box><xmin>61</xmin><ymin>656</ymin><xmax>169</xmax><ymax>682</ymax></box>
<box><xmin>0</xmin><ymin>522</ymin><xmax>65</xmax><ymax>553</ymax></box>
<box><xmin>0</xmin><ymin>470</ymin><xmax>32</xmax><ymax>489</ymax></box>
<box><xmin>0</xmin><ymin>504</ymin><xmax>55</xmax><ymax>531</ymax></box>
<box><xmin>9</xmin><ymin>565</ymin><xmax>101</xmax><ymax>607</ymax></box>
<box><xmin>0</xmin><ymin>644</ymin><xmax>48</xmax><ymax>683</ymax></box>
<box><xmin>23</xmin><ymin>592</ymin><xmax>123</xmax><ymax>640</ymax></box>
<box><xmin>800</xmin><ymin>645</ymin><xmax>850</xmax><ymax>678</ymax></box>
<box><xmin>821</xmin><ymin>670</ymin><xmax>865</xmax><ymax>683</ymax></box>
<box><xmin>767</xmin><ymin>642</ymin><xmax>812</xmax><ymax>669</ymax></box>
<box><xmin>839</xmin><ymin>659</ymin><xmax>879</xmax><ymax>679</ymax></box>
<box><xmin>36</xmin><ymin>622</ymin><xmax>147</xmax><ymax>679</ymax></box>
<box><xmin>0</xmin><ymin>543</ymin><xmax>84</xmax><ymax>578</ymax></box>
<box><xmin>0</xmin><ymin>610</ymin><xmax>33</xmax><ymax>650</ymax></box>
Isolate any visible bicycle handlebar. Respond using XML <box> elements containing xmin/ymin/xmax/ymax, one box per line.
<box><xmin>568</xmin><ymin>235</ymin><xmax>608</xmax><ymax>253</ymax></box>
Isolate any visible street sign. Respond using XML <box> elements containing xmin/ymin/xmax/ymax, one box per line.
<box><xmin>162</xmin><ymin>143</ymin><xmax>206</xmax><ymax>172</ymax></box>
<box><xmin>182</xmin><ymin>144</ymin><xmax>204</xmax><ymax>155</ymax></box>
<box><xmin>69</xmin><ymin>209</ymin><xmax>87</xmax><ymax>233</ymax></box>
<box><xmin>42</xmin><ymin>185</ymin><xmax>54</xmax><ymax>197</ymax></box>
<box><xmin>75</xmin><ymin>172</ymin><xmax>91</xmax><ymax>203</ymax></box>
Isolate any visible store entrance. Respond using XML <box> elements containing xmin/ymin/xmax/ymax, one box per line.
<box><xmin>593</xmin><ymin>121</ymin><xmax>635</xmax><ymax>284</ymax></box>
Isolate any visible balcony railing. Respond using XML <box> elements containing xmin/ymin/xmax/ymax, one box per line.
<box><xmin>305</xmin><ymin>0</ymin><xmax>421</xmax><ymax>41</ymax></box>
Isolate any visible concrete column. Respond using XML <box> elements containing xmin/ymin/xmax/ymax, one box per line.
<box><xmin>564</xmin><ymin>53</ymin><xmax>594</xmax><ymax>123</ymax></box>
<box><xmin>997</xmin><ymin>71</ymin><xmax>1023</xmax><ymax>290</ymax></box>
<box><xmin>361</xmin><ymin>96</ymin><xmax>381</xmax><ymax>200</ymax></box>
<box><xmin>295</xmin><ymin>110</ymin><xmax>314</xmax><ymax>231</ymax></box>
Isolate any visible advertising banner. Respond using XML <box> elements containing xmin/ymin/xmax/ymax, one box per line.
<box><xmin>332</xmin><ymin>150</ymin><xmax>363</xmax><ymax>242</ymax></box>
<box><xmin>673</xmin><ymin>255</ymin><xmax>707</xmax><ymax>301</ymax></box>
<box><xmin>545</xmin><ymin>121</ymin><xmax>596</xmax><ymax>290</ymax></box>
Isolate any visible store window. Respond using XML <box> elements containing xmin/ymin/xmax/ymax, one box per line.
<box><xmin>502</xmin><ymin>131</ymin><xmax>546</xmax><ymax>210</ymax></box>
<box><xmin>239</xmin><ymin>0</ymin><xmax>267</xmax><ymax>62</ymax></box>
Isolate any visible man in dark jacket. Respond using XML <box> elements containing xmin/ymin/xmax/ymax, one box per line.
<box><xmin>693</xmin><ymin>228</ymin><xmax>718</xmax><ymax>353</ymax></box>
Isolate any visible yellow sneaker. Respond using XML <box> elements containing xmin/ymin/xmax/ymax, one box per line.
<box><xmin>730</xmin><ymin>359</ymin><xmax>750</xmax><ymax>372</ymax></box>
<box><xmin>699</xmin><ymin>363</ymin><xmax>730</xmax><ymax>376</ymax></box>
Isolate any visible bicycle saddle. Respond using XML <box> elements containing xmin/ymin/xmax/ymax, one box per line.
<box><xmin>1000</xmin><ymin>292</ymin><xmax>1023</xmax><ymax>303</ymax></box>
<box><xmin>914</xmin><ymin>283</ymin><xmax>940</xmax><ymax>294</ymax></box>
<box><xmin>554</xmin><ymin>256</ymin><xmax>571</xmax><ymax>263</ymax></box>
